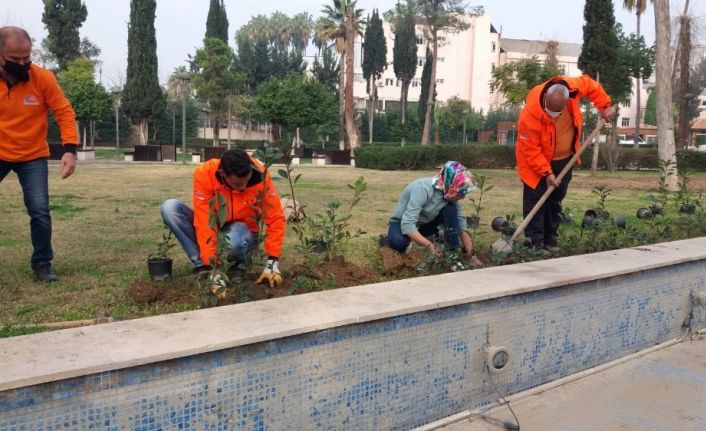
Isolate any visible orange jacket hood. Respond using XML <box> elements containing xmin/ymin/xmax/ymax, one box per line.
<box><xmin>515</xmin><ymin>75</ymin><xmax>612</xmax><ymax>189</ymax></box>
<box><xmin>192</xmin><ymin>157</ymin><xmax>285</xmax><ymax>265</ymax></box>
<box><xmin>0</xmin><ymin>64</ymin><xmax>78</xmax><ymax>162</ymax></box>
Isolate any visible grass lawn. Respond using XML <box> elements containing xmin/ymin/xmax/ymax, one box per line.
<box><xmin>1</xmin><ymin>161</ymin><xmax>704</xmax><ymax>329</ymax></box>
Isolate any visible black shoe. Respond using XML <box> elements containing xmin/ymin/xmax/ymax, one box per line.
<box><xmin>33</xmin><ymin>262</ymin><xmax>58</xmax><ymax>283</ymax></box>
<box><xmin>378</xmin><ymin>234</ymin><xmax>390</xmax><ymax>247</ymax></box>
<box><xmin>226</xmin><ymin>263</ymin><xmax>246</xmax><ymax>280</ymax></box>
<box><xmin>191</xmin><ymin>265</ymin><xmax>212</xmax><ymax>275</ymax></box>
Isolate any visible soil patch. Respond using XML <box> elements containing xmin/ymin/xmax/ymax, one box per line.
<box><xmin>379</xmin><ymin>246</ymin><xmax>425</xmax><ymax>273</ymax></box>
<box><xmin>128</xmin><ymin>278</ymin><xmax>198</xmax><ymax>305</ymax></box>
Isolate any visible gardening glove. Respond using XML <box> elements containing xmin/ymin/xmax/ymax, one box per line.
<box><xmin>209</xmin><ymin>272</ymin><xmax>228</xmax><ymax>300</ymax></box>
<box><xmin>256</xmin><ymin>258</ymin><xmax>282</xmax><ymax>288</ymax></box>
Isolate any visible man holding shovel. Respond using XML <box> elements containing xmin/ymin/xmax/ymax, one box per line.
<box><xmin>515</xmin><ymin>75</ymin><xmax>615</xmax><ymax>253</ymax></box>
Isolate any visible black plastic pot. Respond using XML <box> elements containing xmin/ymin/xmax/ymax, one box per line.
<box><xmin>148</xmin><ymin>258</ymin><xmax>172</xmax><ymax>281</ymax></box>
<box><xmin>680</xmin><ymin>203</ymin><xmax>696</xmax><ymax>214</ymax></box>
<box><xmin>649</xmin><ymin>202</ymin><xmax>664</xmax><ymax>215</ymax></box>
<box><xmin>582</xmin><ymin>209</ymin><xmax>598</xmax><ymax>228</ymax></box>
<box><xmin>310</xmin><ymin>239</ymin><xmax>328</xmax><ymax>253</ymax></box>
<box><xmin>613</xmin><ymin>215</ymin><xmax>627</xmax><ymax>229</ymax></box>
<box><xmin>636</xmin><ymin>207</ymin><xmax>653</xmax><ymax>219</ymax></box>
<box><xmin>491</xmin><ymin>216</ymin><xmax>509</xmax><ymax>232</ymax></box>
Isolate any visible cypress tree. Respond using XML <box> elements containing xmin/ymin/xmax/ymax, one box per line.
<box><xmin>122</xmin><ymin>0</ymin><xmax>165</xmax><ymax>145</ymax></box>
<box><xmin>41</xmin><ymin>0</ymin><xmax>87</xmax><ymax>70</ymax></box>
<box><xmin>205</xmin><ymin>0</ymin><xmax>229</xmax><ymax>43</ymax></box>
<box><xmin>577</xmin><ymin>0</ymin><xmax>627</xmax><ymax>99</ymax></box>
<box><xmin>362</xmin><ymin>9</ymin><xmax>387</xmax><ymax>143</ymax></box>
<box><xmin>418</xmin><ymin>47</ymin><xmax>434</xmax><ymax>127</ymax></box>
<box><xmin>392</xmin><ymin>0</ymin><xmax>417</xmax><ymax>145</ymax></box>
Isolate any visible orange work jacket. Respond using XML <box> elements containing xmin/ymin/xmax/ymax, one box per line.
<box><xmin>0</xmin><ymin>64</ymin><xmax>78</xmax><ymax>162</ymax></box>
<box><xmin>515</xmin><ymin>75</ymin><xmax>612</xmax><ymax>189</ymax></box>
<box><xmin>193</xmin><ymin>157</ymin><xmax>285</xmax><ymax>265</ymax></box>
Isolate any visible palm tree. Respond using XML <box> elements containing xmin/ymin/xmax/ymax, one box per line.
<box><xmin>622</xmin><ymin>0</ymin><xmax>649</xmax><ymax>148</ymax></box>
<box><xmin>315</xmin><ymin>0</ymin><xmax>363</xmax><ymax>150</ymax></box>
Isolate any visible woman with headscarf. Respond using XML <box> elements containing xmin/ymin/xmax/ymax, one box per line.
<box><xmin>383</xmin><ymin>161</ymin><xmax>477</xmax><ymax>260</ymax></box>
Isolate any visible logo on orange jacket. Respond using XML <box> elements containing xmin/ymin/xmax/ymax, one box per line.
<box><xmin>23</xmin><ymin>95</ymin><xmax>40</xmax><ymax>106</ymax></box>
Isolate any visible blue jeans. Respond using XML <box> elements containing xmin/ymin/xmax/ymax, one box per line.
<box><xmin>160</xmin><ymin>199</ymin><xmax>255</xmax><ymax>267</ymax></box>
<box><xmin>388</xmin><ymin>203</ymin><xmax>461</xmax><ymax>253</ymax></box>
<box><xmin>0</xmin><ymin>158</ymin><xmax>52</xmax><ymax>266</ymax></box>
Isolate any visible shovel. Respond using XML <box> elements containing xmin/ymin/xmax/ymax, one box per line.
<box><xmin>492</xmin><ymin>119</ymin><xmax>606</xmax><ymax>253</ymax></box>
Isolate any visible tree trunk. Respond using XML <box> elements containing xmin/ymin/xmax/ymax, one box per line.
<box><xmin>368</xmin><ymin>79</ymin><xmax>374</xmax><ymax>144</ymax></box>
<box><xmin>654</xmin><ymin>0</ymin><xmax>679</xmax><ymax>190</ymax></box>
<box><xmin>212</xmin><ymin>118</ymin><xmax>220</xmax><ymax>147</ymax></box>
<box><xmin>591</xmin><ymin>73</ymin><xmax>601</xmax><ymax>175</ymax></box>
<box><xmin>344</xmin><ymin>5</ymin><xmax>360</xmax><ymax>151</ymax></box>
<box><xmin>421</xmin><ymin>32</ymin><xmax>438</xmax><ymax>146</ymax></box>
<box><xmin>338</xmin><ymin>52</ymin><xmax>346</xmax><ymax>150</ymax></box>
<box><xmin>227</xmin><ymin>97</ymin><xmax>232</xmax><ymax>150</ymax></box>
<box><xmin>633</xmin><ymin>12</ymin><xmax>642</xmax><ymax>149</ymax></box>
<box><xmin>676</xmin><ymin>11</ymin><xmax>691</xmax><ymax>150</ymax></box>
<box><xmin>400</xmin><ymin>80</ymin><xmax>409</xmax><ymax>147</ymax></box>
<box><xmin>271</xmin><ymin>119</ymin><xmax>281</xmax><ymax>142</ymax></box>
<box><xmin>138</xmin><ymin>119</ymin><xmax>148</xmax><ymax>145</ymax></box>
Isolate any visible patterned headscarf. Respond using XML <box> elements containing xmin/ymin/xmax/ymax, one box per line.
<box><xmin>433</xmin><ymin>161</ymin><xmax>477</xmax><ymax>200</ymax></box>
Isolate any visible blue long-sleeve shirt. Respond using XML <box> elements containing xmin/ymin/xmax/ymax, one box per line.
<box><xmin>389</xmin><ymin>177</ymin><xmax>467</xmax><ymax>235</ymax></box>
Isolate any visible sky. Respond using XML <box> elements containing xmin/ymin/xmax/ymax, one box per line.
<box><xmin>2</xmin><ymin>0</ymin><xmax>700</xmax><ymax>88</ymax></box>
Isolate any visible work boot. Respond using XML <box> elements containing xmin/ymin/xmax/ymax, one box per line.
<box><xmin>33</xmin><ymin>262</ymin><xmax>58</xmax><ymax>283</ymax></box>
<box><xmin>544</xmin><ymin>244</ymin><xmax>562</xmax><ymax>256</ymax></box>
<box><xmin>191</xmin><ymin>265</ymin><xmax>212</xmax><ymax>275</ymax></box>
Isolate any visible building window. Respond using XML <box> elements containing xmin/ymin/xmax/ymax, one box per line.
<box><xmin>438</xmin><ymin>57</ymin><xmax>445</xmax><ymax>63</ymax></box>
<box><xmin>491</xmin><ymin>41</ymin><xmax>496</xmax><ymax>52</ymax></box>
<box><xmin>418</xmin><ymin>57</ymin><xmax>425</xmax><ymax>66</ymax></box>
<box><xmin>624</xmin><ymin>100</ymin><xmax>631</xmax><ymax>108</ymax></box>
<box><xmin>354</xmin><ymin>73</ymin><xmax>365</xmax><ymax>83</ymax></box>
<box><xmin>411</xmin><ymin>79</ymin><xmax>420</xmax><ymax>88</ymax></box>
<box><xmin>438</xmin><ymin>36</ymin><xmax>447</xmax><ymax>43</ymax></box>
<box><xmin>621</xmin><ymin>117</ymin><xmax>630</xmax><ymax>127</ymax></box>
<box><xmin>416</xmin><ymin>35</ymin><xmax>424</xmax><ymax>45</ymax></box>
<box><xmin>385</xmin><ymin>78</ymin><xmax>394</xmax><ymax>86</ymax></box>
<box><xmin>436</xmin><ymin>79</ymin><xmax>444</xmax><ymax>84</ymax></box>
<box><xmin>491</xmin><ymin>63</ymin><xmax>495</xmax><ymax>73</ymax></box>
<box><xmin>396</xmin><ymin>79</ymin><xmax>401</xmax><ymax>87</ymax></box>
<box><xmin>559</xmin><ymin>65</ymin><xmax>566</xmax><ymax>74</ymax></box>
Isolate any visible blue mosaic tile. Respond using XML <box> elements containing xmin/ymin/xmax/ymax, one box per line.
<box><xmin>1</xmin><ymin>261</ymin><xmax>704</xmax><ymax>430</ymax></box>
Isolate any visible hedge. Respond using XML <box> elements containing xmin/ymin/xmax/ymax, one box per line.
<box><xmin>355</xmin><ymin>143</ymin><xmax>706</xmax><ymax>172</ymax></box>
<box><xmin>355</xmin><ymin>144</ymin><xmax>515</xmax><ymax>170</ymax></box>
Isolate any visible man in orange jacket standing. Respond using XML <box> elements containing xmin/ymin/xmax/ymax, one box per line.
<box><xmin>161</xmin><ymin>148</ymin><xmax>286</xmax><ymax>287</ymax></box>
<box><xmin>516</xmin><ymin>75</ymin><xmax>616</xmax><ymax>252</ymax></box>
<box><xmin>0</xmin><ymin>27</ymin><xmax>79</xmax><ymax>282</ymax></box>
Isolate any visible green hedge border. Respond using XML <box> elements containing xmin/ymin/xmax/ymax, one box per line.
<box><xmin>355</xmin><ymin>144</ymin><xmax>706</xmax><ymax>172</ymax></box>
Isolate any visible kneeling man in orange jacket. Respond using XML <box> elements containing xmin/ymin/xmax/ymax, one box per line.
<box><xmin>161</xmin><ymin>148</ymin><xmax>286</xmax><ymax>287</ymax></box>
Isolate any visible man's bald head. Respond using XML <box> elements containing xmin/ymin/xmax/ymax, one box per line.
<box><xmin>0</xmin><ymin>26</ymin><xmax>32</xmax><ymax>54</ymax></box>
<box><xmin>544</xmin><ymin>84</ymin><xmax>569</xmax><ymax>116</ymax></box>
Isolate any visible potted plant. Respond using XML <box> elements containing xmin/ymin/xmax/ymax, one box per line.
<box><xmin>147</xmin><ymin>228</ymin><xmax>176</xmax><ymax>281</ymax></box>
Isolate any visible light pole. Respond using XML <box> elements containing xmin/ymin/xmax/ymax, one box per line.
<box><xmin>111</xmin><ymin>87</ymin><xmax>122</xmax><ymax>159</ymax></box>
<box><xmin>176</xmin><ymin>72</ymin><xmax>191</xmax><ymax>164</ymax></box>
<box><xmin>462</xmin><ymin>109</ymin><xmax>469</xmax><ymax>144</ymax></box>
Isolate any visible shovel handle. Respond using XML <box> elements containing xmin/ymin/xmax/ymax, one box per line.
<box><xmin>509</xmin><ymin>119</ymin><xmax>606</xmax><ymax>243</ymax></box>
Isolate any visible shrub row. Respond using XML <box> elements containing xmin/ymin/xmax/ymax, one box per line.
<box><xmin>355</xmin><ymin>143</ymin><xmax>706</xmax><ymax>172</ymax></box>
<box><xmin>354</xmin><ymin>144</ymin><xmax>516</xmax><ymax>170</ymax></box>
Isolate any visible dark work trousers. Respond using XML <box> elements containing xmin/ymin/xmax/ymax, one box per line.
<box><xmin>522</xmin><ymin>157</ymin><xmax>573</xmax><ymax>247</ymax></box>
<box><xmin>387</xmin><ymin>203</ymin><xmax>461</xmax><ymax>253</ymax></box>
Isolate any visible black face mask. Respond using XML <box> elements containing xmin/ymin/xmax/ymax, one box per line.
<box><xmin>2</xmin><ymin>58</ymin><xmax>31</xmax><ymax>82</ymax></box>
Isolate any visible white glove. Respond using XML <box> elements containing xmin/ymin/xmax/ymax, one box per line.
<box><xmin>256</xmin><ymin>258</ymin><xmax>282</xmax><ymax>287</ymax></box>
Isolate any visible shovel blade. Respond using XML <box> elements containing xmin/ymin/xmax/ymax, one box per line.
<box><xmin>492</xmin><ymin>237</ymin><xmax>513</xmax><ymax>254</ymax></box>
